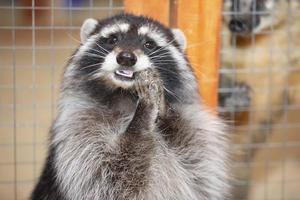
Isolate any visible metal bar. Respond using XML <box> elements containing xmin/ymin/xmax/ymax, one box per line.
<box><xmin>11</xmin><ymin>0</ymin><xmax>17</xmax><ymax>199</ymax></box>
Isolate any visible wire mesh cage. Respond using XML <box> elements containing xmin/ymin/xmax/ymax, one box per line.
<box><xmin>219</xmin><ymin>0</ymin><xmax>300</xmax><ymax>199</ymax></box>
<box><xmin>0</xmin><ymin>0</ymin><xmax>300</xmax><ymax>199</ymax></box>
<box><xmin>0</xmin><ymin>0</ymin><xmax>123</xmax><ymax>199</ymax></box>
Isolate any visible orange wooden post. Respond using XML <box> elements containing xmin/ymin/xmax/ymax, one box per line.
<box><xmin>176</xmin><ymin>0</ymin><xmax>222</xmax><ymax>109</ymax></box>
<box><xmin>124</xmin><ymin>0</ymin><xmax>170</xmax><ymax>25</ymax></box>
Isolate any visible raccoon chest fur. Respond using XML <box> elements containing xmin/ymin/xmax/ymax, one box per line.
<box><xmin>52</xmin><ymin>105</ymin><xmax>218</xmax><ymax>200</ymax></box>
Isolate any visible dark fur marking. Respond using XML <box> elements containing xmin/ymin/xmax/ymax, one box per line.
<box><xmin>31</xmin><ymin>147</ymin><xmax>66</xmax><ymax>200</ymax></box>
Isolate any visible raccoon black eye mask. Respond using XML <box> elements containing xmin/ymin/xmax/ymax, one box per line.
<box><xmin>31</xmin><ymin>13</ymin><xmax>230</xmax><ymax>200</ymax></box>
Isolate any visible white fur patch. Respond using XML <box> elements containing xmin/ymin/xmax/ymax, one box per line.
<box><xmin>265</xmin><ymin>0</ymin><xmax>275</xmax><ymax>10</ymax></box>
<box><xmin>138</xmin><ymin>25</ymin><xmax>168</xmax><ymax>46</ymax></box>
<box><xmin>81</xmin><ymin>18</ymin><xmax>98</xmax><ymax>43</ymax></box>
<box><xmin>99</xmin><ymin>51</ymin><xmax>119</xmax><ymax>73</ymax></box>
<box><xmin>101</xmin><ymin>23</ymin><xmax>130</xmax><ymax>37</ymax></box>
<box><xmin>253</xmin><ymin>17</ymin><xmax>274</xmax><ymax>33</ymax></box>
<box><xmin>134</xmin><ymin>53</ymin><xmax>152</xmax><ymax>71</ymax></box>
<box><xmin>138</xmin><ymin>26</ymin><xmax>151</xmax><ymax>35</ymax></box>
<box><xmin>171</xmin><ymin>29</ymin><xmax>187</xmax><ymax>51</ymax></box>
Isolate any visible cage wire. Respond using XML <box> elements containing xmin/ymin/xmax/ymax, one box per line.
<box><xmin>0</xmin><ymin>0</ymin><xmax>123</xmax><ymax>199</ymax></box>
<box><xmin>0</xmin><ymin>0</ymin><xmax>300</xmax><ymax>200</ymax></box>
<box><xmin>219</xmin><ymin>0</ymin><xmax>300</xmax><ymax>200</ymax></box>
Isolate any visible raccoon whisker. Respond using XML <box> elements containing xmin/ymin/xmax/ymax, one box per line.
<box><xmin>80</xmin><ymin>63</ymin><xmax>102</xmax><ymax>71</ymax></box>
<box><xmin>148</xmin><ymin>39</ymin><xmax>176</xmax><ymax>56</ymax></box>
<box><xmin>89</xmin><ymin>48</ymin><xmax>107</xmax><ymax>56</ymax></box>
<box><xmin>87</xmin><ymin>69</ymin><xmax>102</xmax><ymax>80</ymax></box>
<box><xmin>154</xmin><ymin>63</ymin><xmax>177</xmax><ymax>66</ymax></box>
<box><xmin>152</xmin><ymin>60</ymin><xmax>177</xmax><ymax>63</ymax></box>
<box><xmin>150</xmin><ymin>56</ymin><xmax>171</xmax><ymax>61</ymax></box>
<box><xmin>153</xmin><ymin>61</ymin><xmax>176</xmax><ymax>64</ymax></box>
<box><xmin>68</xmin><ymin>54</ymin><xmax>77</xmax><ymax>59</ymax></box>
<box><xmin>153</xmin><ymin>64</ymin><xmax>177</xmax><ymax>70</ymax></box>
<box><xmin>153</xmin><ymin>64</ymin><xmax>174</xmax><ymax>69</ymax></box>
<box><xmin>157</xmin><ymin>65</ymin><xmax>207</xmax><ymax>80</ymax></box>
<box><xmin>186</xmin><ymin>64</ymin><xmax>209</xmax><ymax>79</ymax></box>
<box><xmin>191</xmin><ymin>63</ymin><xmax>203</xmax><ymax>70</ymax></box>
<box><xmin>150</xmin><ymin>57</ymin><xmax>173</xmax><ymax>62</ymax></box>
<box><xmin>185</xmin><ymin>40</ymin><xmax>213</xmax><ymax>50</ymax></box>
<box><xmin>67</xmin><ymin>33</ymin><xmax>81</xmax><ymax>44</ymax></box>
<box><xmin>149</xmin><ymin>52</ymin><xmax>171</xmax><ymax>59</ymax></box>
<box><xmin>85</xmin><ymin>54</ymin><xmax>106</xmax><ymax>59</ymax></box>
<box><xmin>154</xmin><ymin>66</ymin><xmax>182</xmax><ymax>76</ymax></box>
<box><xmin>162</xmin><ymin>85</ymin><xmax>183</xmax><ymax>103</ymax></box>
<box><xmin>94</xmin><ymin>42</ymin><xmax>110</xmax><ymax>54</ymax></box>
<box><xmin>84</xmin><ymin>52</ymin><xmax>106</xmax><ymax>59</ymax></box>
<box><xmin>81</xmin><ymin>66</ymin><xmax>102</xmax><ymax>78</ymax></box>
<box><xmin>153</xmin><ymin>62</ymin><xmax>178</xmax><ymax>66</ymax></box>
<box><xmin>149</xmin><ymin>54</ymin><xmax>170</xmax><ymax>60</ymax></box>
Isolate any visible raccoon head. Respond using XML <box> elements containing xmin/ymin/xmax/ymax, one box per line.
<box><xmin>223</xmin><ymin>0</ymin><xmax>291</xmax><ymax>35</ymax></box>
<box><xmin>64</xmin><ymin>14</ymin><xmax>196</xmax><ymax>104</ymax></box>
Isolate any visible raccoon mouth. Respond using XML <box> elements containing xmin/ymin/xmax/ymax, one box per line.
<box><xmin>115</xmin><ymin>69</ymin><xmax>135</xmax><ymax>81</ymax></box>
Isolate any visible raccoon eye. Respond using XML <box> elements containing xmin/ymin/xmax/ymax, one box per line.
<box><xmin>105</xmin><ymin>34</ymin><xmax>118</xmax><ymax>45</ymax></box>
<box><xmin>144</xmin><ymin>40</ymin><xmax>156</xmax><ymax>50</ymax></box>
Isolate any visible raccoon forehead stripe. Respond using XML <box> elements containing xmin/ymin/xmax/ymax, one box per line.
<box><xmin>138</xmin><ymin>26</ymin><xmax>151</xmax><ymax>35</ymax></box>
<box><xmin>100</xmin><ymin>23</ymin><xmax>130</xmax><ymax>37</ymax></box>
<box><xmin>138</xmin><ymin>25</ymin><xmax>168</xmax><ymax>46</ymax></box>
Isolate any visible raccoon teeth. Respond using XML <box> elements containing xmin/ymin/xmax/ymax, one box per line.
<box><xmin>116</xmin><ymin>70</ymin><xmax>134</xmax><ymax>78</ymax></box>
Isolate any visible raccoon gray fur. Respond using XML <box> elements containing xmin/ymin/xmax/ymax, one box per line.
<box><xmin>31</xmin><ymin>14</ymin><xmax>229</xmax><ymax>200</ymax></box>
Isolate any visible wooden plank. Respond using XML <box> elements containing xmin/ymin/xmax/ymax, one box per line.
<box><xmin>124</xmin><ymin>0</ymin><xmax>170</xmax><ymax>25</ymax></box>
<box><xmin>176</xmin><ymin>0</ymin><xmax>222</xmax><ymax>109</ymax></box>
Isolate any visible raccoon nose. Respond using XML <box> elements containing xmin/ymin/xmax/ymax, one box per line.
<box><xmin>116</xmin><ymin>51</ymin><xmax>137</xmax><ymax>67</ymax></box>
<box><xmin>229</xmin><ymin>19</ymin><xmax>248</xmax><ymax>33</ymax></box>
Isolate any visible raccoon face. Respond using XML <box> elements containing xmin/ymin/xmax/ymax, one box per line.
<box><xmin>65</xmin><ymin>14</ymin><xmax>189</xmax><ymax>101</ymax></box>
<box><xmin>223</xmin><ymin>0</ymin><xmax>288</xmax><ymax>35</ymax></box>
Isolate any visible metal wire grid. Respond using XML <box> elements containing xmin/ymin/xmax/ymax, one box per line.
<box><xmin>1</xmin><ymin>0</ymin><xmax>299</xmax><ymax>200</ymax></box>
<box><xmin>219</xmin><ymin>1</ymin><xmax>300</xmax><ymax>199</ymax></box>
<box><xmin>0</xmin><ymin>0</ymin><xmax>123</xmax><ymax>199</ymax></box>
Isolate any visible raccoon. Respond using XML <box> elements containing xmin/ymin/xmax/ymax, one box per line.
<box><xmin>31</xmin><ymin>14</ymin><xmax>229</xmax><ymax>200</ymax></box>
<box><xmin>221</xmin><ymin>0</ymin><xmax>300</xmax><ymax>199</ymax></box>
<box><xmin>222</xmin><ymin>0</ymin><xmax>300</xmax><ymax>131</ymax></box>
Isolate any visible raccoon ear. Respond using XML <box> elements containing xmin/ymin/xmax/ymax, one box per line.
<box><xmin>171</xmin><ymin>29</ymin><xmax>187</xmax><ymax>51</ymax></box>
<box><xmin>80</xmin><ymin>18</ymin><xmax>98</xmax><ymax>43</ymax></box>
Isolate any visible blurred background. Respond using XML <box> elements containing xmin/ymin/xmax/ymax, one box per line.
<box><xmin>0</xmin><ymin>0</ymin><xmax>299</xmax><ymax>199</ymax></box>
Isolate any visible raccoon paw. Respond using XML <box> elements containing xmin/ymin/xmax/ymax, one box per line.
<box><xmin>221</xmin><ymin>82</ymin><xmax>251</xmax><ymax>112</ymax></box>
<box><xmin>135</xmin><ymin>69</ymin><xmax>164</xmax><ymax>116</ymax></box>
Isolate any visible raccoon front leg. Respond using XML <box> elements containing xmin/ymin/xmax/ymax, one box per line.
<box><xmin>126</xmin><ymin>69</ymin><xmax>164</xmax><ymax>133</ymax></box>
<box><xmin>103</xmin><ymin>70</ymin><xmax>165</xmax><ymax>199</ymax></box>
<box><xmin>219</xmin><ymin>74</ymin><xmax>251</xmax><ymax>113</ymax></box>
